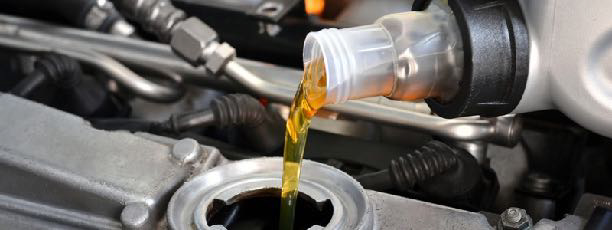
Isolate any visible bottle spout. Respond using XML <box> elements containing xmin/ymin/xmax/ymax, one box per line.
<box><xmin>303</xmin><ymin>25</ymin><xmax>396</xmax><ymax>105</ymax></box>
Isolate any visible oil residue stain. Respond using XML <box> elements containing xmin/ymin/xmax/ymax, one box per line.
<box><xmin>279</xmin><ymin>58</ymin><xmax>327</xmax><ymax>230</ymax></box>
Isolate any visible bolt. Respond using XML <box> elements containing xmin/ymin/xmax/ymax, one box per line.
<box><xmin>498</xmin><ymin>207</ymin><xmax>532</xmax><ymax>230</ymax></box>
<box><xmin>172</xmin><ymin>138</ymin><xmax>201</xmax><ymax>164</ymax></box>
<box><xmin>505</xmin><ymin>208</ymin><xmax>522</xmax><ymax>223</ymax></box>
<box><xmin>121</xmin><ymin>203</ymin><xmax>149</xmax><ymax>229</ymax></box>
<box><xmin>170</xmin><ymin>17</ymin><xmax>217</xmax><ymax>64</ymax></box>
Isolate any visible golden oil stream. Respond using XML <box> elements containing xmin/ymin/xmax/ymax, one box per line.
<box><xmin>279</xmin><ymin>58</ymin><xmax>327</xmax><ymax>230</ymax></box>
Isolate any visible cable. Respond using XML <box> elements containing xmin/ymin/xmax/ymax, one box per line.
<box><xmin>93</xmin><ymin>94</ymin><xmax>285</xmax><ymax>153</ymax></box>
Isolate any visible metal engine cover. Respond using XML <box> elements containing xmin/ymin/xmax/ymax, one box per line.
<box><xmin>0</xmin><ymin>94</ymin><xmax>226</xmax><ymax>229</ymax></box>
<box><xmin>0</xmin><ymin>94</ymin><xmax>586</xmax><ymax>230</ymax></box>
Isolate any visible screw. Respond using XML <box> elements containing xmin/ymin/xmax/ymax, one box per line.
<box><xmin>121</xmin><ymin>203</ymin><xmax>149</xmax><ymax>229</ymax></box>
<box><xmin>498</xmin><ymin>207</ymin><xmax>532</xmax><ymax>230</ymax></box>
<box><xmin>505</xmin><ymin>208</ymin><xmax>522</xmax><ymax>223</ymax></box>
<box><xmin>172</xmin><ymin>138</ymin><xmax>201</xmax><ymax>164</ymax></box>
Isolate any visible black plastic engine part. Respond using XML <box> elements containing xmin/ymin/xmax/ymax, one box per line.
<box><xmin>514</xmin><ymin>172</ymin><xmax>565</xmax><ymax>222</ymax></box>
<box><xmin>10</xmin><ymin>54</ymin><xmax>80</xmax><ymax>97</ymax></box>
<box><xmin>0</xmin><ymin>0</ymin><xmax>122</xmax><ymax>33</ymax></box>
<box><xmin>514</xmin><ymin>114</ymin><xmax>589</xmax><ymax>221</ymax></box>
<box><xmin>426</xmin><ymin>0</ymin><xmax>529</xmax><ymax>118</ymax></box>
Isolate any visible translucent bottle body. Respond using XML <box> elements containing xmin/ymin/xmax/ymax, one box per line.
<box><xmin>303</xmin><ymin>5</ymin><xmax>463</xmax><ymax>105</ymax></box>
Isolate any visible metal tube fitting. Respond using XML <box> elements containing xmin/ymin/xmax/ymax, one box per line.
<box><xmin>84</xmin><ymin>0</ymin><xmax>136</xmax><ymax>36</ymax></box>
<box><xmin>112</xmin><ymin>0</ymin><xmax>236</xmax><ymax>74</ymax></box>
<box><xmin>112</xmin><ymin>0</ymin><xmax>186</xmax><ymax>41</ymax></box>
<box><xmin>0</xmin><ymin>30</ymin><xmax>183</xmax><ymax>102</ymax></box>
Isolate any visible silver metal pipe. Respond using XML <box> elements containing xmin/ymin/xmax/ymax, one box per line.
<box><xmin>59</xmin><ymin>48</ymin><xmax>184</xmax><ymax>102</ymax></box>
<box><xmin>452</xmin><ymin>141</ymin><xmax>488</xmax><ymax>165</ymax></box>
<box><xmin>224</xmin><ymin>60</ymin><xmax>520</xmax><ymax>146</ymax></box>
<box><xmin>224</xmin><ymin>61</ymin><xmax>294</xmax><ymax>104</ymax></box>
<box><xmin>0</xmin><ymin>15</ymin><xmax>234</xmax><ymax>89</ymax></box>
<box><xmin>0</xmin><ymin>14</ymin><xmax>520</xmax><ymax>146</ymax></box>
<box><xmin>0</xmin><ymin>26</ymin><xmax>182</xmax><ymax>102</ymax></box>
<box><xmin>111</xmin><ymin>0</ymin><xmax>186</xmax><ymax>41</ymax></box>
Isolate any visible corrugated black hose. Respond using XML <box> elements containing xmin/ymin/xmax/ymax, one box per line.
<box><xmin>10</xmin><ymin>53</ymin><xmax>125</xmax><ymax>117</ymax></box>
<box><xmin>357</xmin><ymin>140</ymin><xmax>482</xmax><ymax>200</ymax></box>
<box><xmin>11</xmin><ymin>54</ymin><xmax>81</xmax><ymax>97</ymax></box>
<box><xmin>357</xmin><ymin>141</ymin><xmax>458</xmax><ymax>191</ymax></box>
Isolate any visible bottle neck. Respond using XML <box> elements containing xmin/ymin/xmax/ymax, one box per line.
<box><xmin>378</xmin><ymin>9</ymin><xmax>463</xmax><ymax>102</ymax></box>
<box><xmin>303</xmin><ymin>25</ymin><xmax>396</xmax><ymax>105</ymax></box>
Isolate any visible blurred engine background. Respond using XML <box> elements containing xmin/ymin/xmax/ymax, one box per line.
<box><xmin>0</xmin><ymin>0</ymin><xmax>610</xmax><ymax>229</ymax></box>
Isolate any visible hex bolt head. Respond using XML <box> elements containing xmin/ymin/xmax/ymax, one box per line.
<box><xmin>172</xmin><ymin>138</ymin><xmax>201</xmax><ymax>164</ymax></box>
<box><xmin>121</xmin><ymin>203</ymin><xmax>149</xmax><ymax>229</ymax></box>
<box><xmin>505</xmin><ymin>208</ymin><xmax>522</xmax><ymax>223</ymax></box>
<box><xmin>170</xmin><ymin>17</ymin><xmax>218</xmax><ymax>65</ymax></box>
<box><xmin>205</xmin><ymin>42</ymin><xmax>236</xmax><ymax>74</ymax></box>
<box><xmin>498</xmin><ymin>207</ymin><xmax>532</xmax><ymax>230</ymax></box>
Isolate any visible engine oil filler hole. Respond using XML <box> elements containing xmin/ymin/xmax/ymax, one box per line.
<box><xmin>206</xmin><ymin>188</ymin><xmax>333</xmax><ymax>230</ymax></box>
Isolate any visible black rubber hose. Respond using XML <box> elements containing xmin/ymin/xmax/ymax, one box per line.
<box><xmin>390</xmin><ymin>140</ymin><xmax>458</xmax><ymax>190</ymax></box>
<box><xmin>94</xmin><ymin>94</ymin><xmax>285</xmax><ymax>153</ymax></box>
<box><xmin>211</xmin><ymin>94</ymin><xmax>268</xmax><ymax>129</ymax></box>
<box><xmin>10</xmin><ymin>53</ymin><xmax>127</xmax><ymax>117</ymax></box>
<box><xmin>355</xmin><ymin>169</ymin><xmax>395</xmax><ymax>191</ymax></box>
<box><xmin>357</xmin><ymin>140</ymin><xmax>484</xmax><ymax>200</ymax></box>
<box><xmin>357</xmin><ymin>141</ymin><xmax>459</xmax><ymax>191</ymax></box>
<box><xmin>35</xmin><ymin>53</ymin><xmax>83</xmax><ymax>87</ymax></box>
<box><xmin>168</xmin><ymin>109</ymin><xmax>216</xmax><ymax>132</ymax></box>
<box><xmin>10</xmin><ymin>54</ymin><xmax>81</xmax><ymax>97</ymax></box>
<box><xmin>170</xmin><ymin>94</ymin><xmax>284</xmax><ymax>153</ymax></box>
<box><xmin>10</xmin><ymin>71</ymin><xmax>48</xmax><ymax>97</ymax></box>
<box><xmin>168</xmin><ymin>94</ymin><xmax>267</xmax><ymax>131</ymax></box>
<box><xmin>94</xmin><ymin>94</ymin><xmax>269</xmax><ymax>132</ymax></box>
